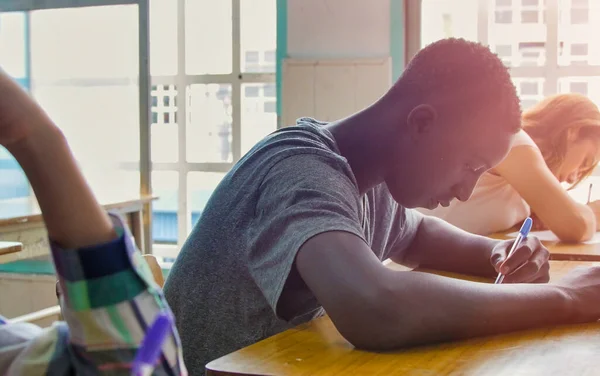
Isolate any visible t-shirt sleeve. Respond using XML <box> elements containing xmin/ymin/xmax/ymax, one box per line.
<box><xmin>389</xmin><ymin>208</ymin><xmax>424</xmax><ymax>258</ymax></box>
<box><xmin>247</xmin><ymin>153</ymin><xmax>366</xmax><ymax>317</ymax></box>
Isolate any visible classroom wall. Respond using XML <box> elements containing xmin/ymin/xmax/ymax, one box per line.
<box><xmin>277</xmin><ymin>0</ymin><xmax>405</xmax><ymax>123</ymax></box>
<box><xmin>286</xmin><ymin>0</ymin><xmax>391</xmax><ymax>59</ymax></box>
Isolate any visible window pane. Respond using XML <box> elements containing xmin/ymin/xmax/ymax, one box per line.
<box><xmin>97</xmin><ymin>170</ymin><xmax>140</xmax><ymax>203</ymax></box>
<box><xmin>513</xmin><ymin>77</ymin><xmax>545</xmax><ymax>110</ymax></box>
<box><xmin>521</xmin><ymin>10</ymin><xmax>538</xmax><ymax>23</ymax></box>
<box><xmin>559</xmin><ymin>77</ymin><xmax>600</xmax><ymax>105</ymax></box>
<box><xmin>152</xmin><ymin>171</ymin><xmax>178</xmax><ymax>244</ymax></box>
<box><xmin>0</xmin><ymin>12</ymin><xmax>27</xmax><ymax>79</ymax></box>
<box><xmin>188</xmin><ymin>172</ymin><xmax>226</xmax><ymax>231</ymax></box>
<box><xmin>557</xmin><ymin>0</ymin><xmax>600</xmax><ymax>65</ymax></box>
<box><xmin>186</xmin><ymin>84</ymin><xmax>233</xmax><ymax>162</ymax></box>
<box><xmin>495</xmin><ymin>10</ymin><xmax>513</xmax><ymax>23</ymax></box>
<box><xmin>0</xmin><ymin>12</ymin><xmax>30</xmax><ymax>201</ymax></box>
<box><xmin>185</xmin><ymin>0</ymin><xmax>232</xmax><ymax>74</ymax></box>
<box><xmin>240</xmin><ymin>0</ymin><xmax>276</xmax><ymax>73</ymax></box>
<box><xmin>489</xmin><ymin>0</ymin><xmax>547</xmax><ymax>67</ymax></box>
<box><xmin>151</xmin><ymin>84</ymin><xmax>179</xmax><ymax>162</ymax></box>
<box><xmin>493</xmin><ymin>44</ymin><xmax>513</xmax><ymax>66</ymax></box>
<box><xmin>150</xmin><ymin>0</ymin><xmax>177</xmax><ymax>75</ymax></box>
<box><xmin>571</xmin><ymin>8</ymin><xmax>589</xmax><ymax>24</ymax></box>
<box><xmin>421</xmin><ymin>0</ymin><xmax>479</xmax><ymax>48</ymax></box>
<box><xmin>241</xmin><ymin>83</ymin><xmax>277</xmax><ymax>156</ymax></box>
<box><xmin>0</xmin><ymin>148</ymin><xmax>29</xmax><ymax>200</ymax></box>
<box><xmin>30</xmin><ymin>6</ymin><xmax>140</xmax><ymax>197</ymax></box>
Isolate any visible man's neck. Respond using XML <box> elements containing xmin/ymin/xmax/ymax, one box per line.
<box><xmin>325</xmin><ymin>107</ymin><xmax>392</xmax><ymax>195</ymax></box>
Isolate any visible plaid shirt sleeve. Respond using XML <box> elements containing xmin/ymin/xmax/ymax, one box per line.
<box><xmin>0</xmin><ymin>213</ymin><xmax>187</xmax><ymax>376</ymax></box>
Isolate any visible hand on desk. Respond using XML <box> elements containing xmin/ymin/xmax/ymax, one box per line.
<box><xmin>586</xmin><ymin>200</ymin><xmax>600</xmax><ymax>231</ymax></box>
<box><xmin>490</xmin><ymin>236</ymin><xmax>550</xmax><ymax>283</ymax></box>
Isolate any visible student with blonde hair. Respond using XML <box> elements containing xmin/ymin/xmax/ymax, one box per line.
<box><xmin>421</xmin><ymin>93</ymin><xmax>600</xmax><ymax>242</ymax></box>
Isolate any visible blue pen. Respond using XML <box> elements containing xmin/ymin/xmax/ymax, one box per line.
<box><xmin>132</xmin><ymin>312</ymin><xmax>173</xmax><ymax>376</ymax></box>
<box><xmin>494</xmin><ymin>217</ymin><xmax>533</xmax><ymax>284</ymax></box>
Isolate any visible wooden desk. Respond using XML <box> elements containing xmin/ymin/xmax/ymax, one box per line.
<box><xmin>207</xmin><ymin>261</ymin><xmax>600</xmax><ymax>376</ymax></box>
<box><xmin>0</xmin><ymin>195</ymin><xmax>156</xmax><ymax>263</ymax></box>
<box><xmin>0</xmin><ymin>241</ymin><xmax>22</xmax><ymax>256</ymax></box>
<box><xmin>491</xmin><ymin>232</ymin><xmax>600</xmax><ymax>261</ymax></box>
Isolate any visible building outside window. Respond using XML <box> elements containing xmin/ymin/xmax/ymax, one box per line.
<box><xmin>420</xmin><ymin>0</ymin><xmax>600</xmax><ymax>111</ymax></box>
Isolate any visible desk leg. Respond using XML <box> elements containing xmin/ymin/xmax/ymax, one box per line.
<box><xmin>129</xmin><ymin>211</ymin><xmax>145</xmax><ymax>253</ymax></box>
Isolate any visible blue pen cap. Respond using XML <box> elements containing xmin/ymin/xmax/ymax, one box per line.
<box><xmin>133</xmin><ymin>311</ymin><xmax>173</xmax><ymax>370</ymax></box>
<box><xmin>520</xmin><ymin>217</ymin><xmax>533</xmax><ymax>237</ymax></box>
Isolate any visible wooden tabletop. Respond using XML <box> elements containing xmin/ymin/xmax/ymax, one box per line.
<box><xmin>0</xmin><ymin>241</ymin><xmax>22</xmax><ymax>256</ymax></box>
<box><xmin>0</xmin><ymin>194</ymin><xmax>157</xmax><ymax>228</ymax></box>
<box><xmin>490</xmin><ymin>232</ymin><xmax>600</xmax><ymax>261</ymax></box>
<box><xmin>206</xmin><ymin>261</ymin><xmax>600</xmax><ymax>376</ymax></box>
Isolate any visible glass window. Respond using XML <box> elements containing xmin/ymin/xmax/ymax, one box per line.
<box><xmin>494</xmin><ymin>44</ymin><xmax>513</xmax><ymax>66</ymax></box>
<box><xmin>240</xmin><ymin>0</ymin><xmax>276</xmax><ymax>73</ymax></box>
<box><xmin>241</xmin><ymin>83</ymin><xmax>277</xmax><ymax>156</ymax></box>
<box><xmin>186</xmin><ymin>84</ymin><xmax>233</xmax><ymax>162</ymax></box>
<box><xmin>495</xmin><ymin>10</ymin><xmax>513</xmax><ymax>23</ymax></box>
<box><xmin>188</xmin><ymin>172</ymin><xmax>226</xmax><ymax>230</ymax></box>
<box><xmin>571</xmin><ymin>8</ymin><xmax>589</xmax><ymax>24</ymax></box>
<box><xmin>521</xmin><ymin>10</ymin><xmax>539</xmax><ymax>23</ymax></box>
<box><xmin>151</xmin><ymin>84</ymin><xmax>178</xmax><ymax>162</ymax></box>
<box><xmin>513</xmin><ymin>77</ymin><xmax>545</xmax><ymax>110</ymax></box>
<box><xmin>263</xmin><ymin>83</ymin><xmax>276</xmax><ymax>97</ymax></box>
<box><xmin>570</xmin><ymin>81</ymin><xmax>588</xmax><ymax>95</ymax></box>
<box><xmin>30</xmin><ymin>5</ymin><xmax>140</xmax><ymax>196</ymax></box>
<box><xmin>0</xmin><ymin>12</ymin><xmax>27</xmax><ymax>79</ymax></box>
<box><xmin>571</xmin><ymin>43</ymin><xmax>588</xmax><ymax>56</ymax></box>
<box><xmin>152</xmin><ymin>171</ymin><xmax>179</xmax><ymax>244</ymax></box>
<box><xmin>559</xmin><ymin>77</ymin><xmax>600</xmax><ymax>105</ymax></box>
<box><xmin>0</xmin><ymin>12</ymin><xmax>30</xmax><ymax>201</ymax></box>
<box><xmin>185</xmin><ymin>0</ymin><xmax>232</xmax><ymax>74</ymax></box>
<box><xmin>421</xmin><ymin>0</ymin><xmax>478</xmax><ymax>47</ymax></box>
<box><xmin>149</xmin><ymin>0</ymin><xmax>177</xmax><ymax>76</ymax></box>
<box><xmin>520</xmin><ymin>81</ymin><xmax>539</xmax><ymax>95</ymax></box>
<box><xmin>557</xmin><ymin>0</ymin><xmax>600</xmax><ymax>65</ymax></box>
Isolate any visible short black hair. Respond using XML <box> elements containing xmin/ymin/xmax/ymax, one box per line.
<box><xmin>394</xmin><ymin>38</ymin><xmax>522</xmax><ymax>133</ymax></box>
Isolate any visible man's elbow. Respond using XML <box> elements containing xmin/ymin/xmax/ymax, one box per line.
<box><xmin>330</xmin><ymin>288</ymin><xmax>416</xmax><ymax>351</ymax></box>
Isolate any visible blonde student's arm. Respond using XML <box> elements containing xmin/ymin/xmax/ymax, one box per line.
<box><xmin>494</xmin><ymin>145</ymin><xmax>596</xmax><ymax>242</ymax></box>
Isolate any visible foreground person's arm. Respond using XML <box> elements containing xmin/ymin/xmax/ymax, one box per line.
<box><xmin>0</xmin><ymin>69</ymin><xmax>186</xmax><ymax>375</ymax></box>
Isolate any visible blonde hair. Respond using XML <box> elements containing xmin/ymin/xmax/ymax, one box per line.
<box><xmin>523</xmin><ymin>93</ymin><xmax>600</xmax><ymax>189</ymax></box>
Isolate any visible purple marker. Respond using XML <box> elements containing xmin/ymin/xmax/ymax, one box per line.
<box><xmin>132</xmin><ymin>312</ymin><xmax>173</xmax><ymax>376</ymax></box>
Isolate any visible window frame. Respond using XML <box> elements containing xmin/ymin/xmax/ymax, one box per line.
<box><xmin>0</xmin><ymin>0</ymin><xmax>153</xmax><ymax>251</ymax></box>
<box><xmin>1</xmin><ymin>0</ymin><xmax>277</xmax><ymax>255</ymax></box>
<box><xmin>146</xmin><ymin>0</ymin><xmax>276</xmax><ymax>256</ymax></box>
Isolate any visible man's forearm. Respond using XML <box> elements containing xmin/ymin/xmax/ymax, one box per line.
<box><xmin>399</xmin><ymin>216</ymin><xmax>499</xmax><ymax>277</ymax></box>
<box><xmin>357</xmin><ymin>270</ymin><xmax>572</xmax><ymax>350</ymax></box>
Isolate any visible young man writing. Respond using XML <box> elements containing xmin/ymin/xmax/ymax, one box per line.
<box><xmin>0</xmin><ymin>69</ymin><xmax>186</xmax><ymax>375</ymax></box>
<box><xmin>162</xmin><ymin>38</ymin><xmax>600</xmax><ymax>373</ymax></box>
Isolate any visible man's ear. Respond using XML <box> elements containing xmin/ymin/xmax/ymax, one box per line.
<box><xmin>407</xmin><ymin>104</ymin><xmax>438</xmax><ymax>139</ymax></box>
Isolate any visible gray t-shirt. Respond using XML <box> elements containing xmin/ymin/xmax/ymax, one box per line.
<box><xmin>164</xmin><ymin>118</ymin><xmax>422</xmax><ymax>373</ymax></box>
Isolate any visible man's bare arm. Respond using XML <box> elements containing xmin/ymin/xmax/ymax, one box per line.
<box><xmin>295</xmin><ymin>231</ymin><xmax>573</xmax><ymax>350</ymax></box>
<box><xmin>393</xmin><ymin>215</ymin><xmax>499</xmax><ymax>277</ymax></box>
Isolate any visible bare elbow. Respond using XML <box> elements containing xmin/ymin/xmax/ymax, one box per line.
<box><xmin>554</xmin><ymin>211</ymin><xmax>594</xmax><ymax>243</ymax></box>
<box><xmin>331</xmin><ymin>287</ymin><xmax>414</xmax><ymax>351</ymax></box>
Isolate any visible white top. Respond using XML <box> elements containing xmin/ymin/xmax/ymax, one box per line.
<box><xmin>418</xmin><ymin>130</ymin><xmax>537</xmax><ymax>235</ymax></box>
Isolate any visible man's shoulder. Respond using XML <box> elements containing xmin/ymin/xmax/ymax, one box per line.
<box><xmin>236</xmin><ymin>120</ymin><xmax>352</xmax><ymax>184</ymax></box>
